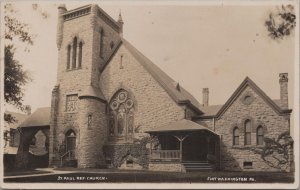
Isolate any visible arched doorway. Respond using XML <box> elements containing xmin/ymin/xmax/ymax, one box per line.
<box><xmin>65</xmin><ymin>130</ymin><xmax>76</xmax><ymax>159</ymax></box>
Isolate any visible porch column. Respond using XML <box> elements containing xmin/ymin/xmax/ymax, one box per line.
<box><xmin>173</xmin><ymin>134</ymin><xmax>189</xmax><ymax>162</ymax></box>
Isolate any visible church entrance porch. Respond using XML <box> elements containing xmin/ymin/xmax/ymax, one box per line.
<box><xmin>182</xmin><ymin>132</ymin><xmax>209</xmax><ymax>161</ymax></box>
<box><xmin>146</xmin><ymin>119</ymin><xmax>220</xmax><ymax>172</ymax></box>
<box><xmin>60</xmin><ymin>129</ymin><xmax>77</xmax><ymax>167</ymax></box>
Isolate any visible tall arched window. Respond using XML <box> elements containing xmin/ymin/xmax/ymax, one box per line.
<box><xmin>244</xmin><ymin>119</ymin><xmax>251</xmax><ymax>145</ymax></box>
<box><xmin>78</xmin><ymin>42</ymin><xmax>83</xmax><ymax>68</ymax></box>
<box><xmin>67</xmin><ymin>45</ymin><xmax>71</xmax><ymax>69</ymax></box>
<box><xmin>67</xmin><ymin>37</ymin><xmax>83</xmax><ymax>70</ymax></box>
<box><xmin>109</xmin><ymin>89</ymin><xmax>134</xmax><ymax>142</ymax></box>
<box><xmin>233</xmin><ymin>127</ymin><xmax>239</xmax><ymax>145</ymax></box>
<box><xmin>257</xmin><ymin>126</ymin><xmax>264</xmax><ymax>145</ymax></box>
<box><xmin>72</xmin><ymin>37</ymin><xmax>77</xmax><ymax>68</ymax></box>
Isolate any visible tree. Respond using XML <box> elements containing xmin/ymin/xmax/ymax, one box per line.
<box><xmin>235</xmin><ymin>131</ymin><xmax>294</xmax><ymax>171</ymax></box>
<box><xmin>4</xmin><ymin>3</ymin><xmax>49</xmax><ymax>123</ymax></box>
<box><xmin>4</xmin><ymin>4</ymin><xmax>35</xmax><ymax>123</ymax></box>
<box><xmin>260</xmin><ymin>131</ymin><xmax>294</xmax><ymax>171</ymax></box>
<box><xmin>265</xmin><ymin>5</ymin><xmax>296</xmax><ymax>40</ymax></box>
<box><xmin>4</xmin><ymin>45</ymin><xmax>30</xmax><ymax>116</ymax></box>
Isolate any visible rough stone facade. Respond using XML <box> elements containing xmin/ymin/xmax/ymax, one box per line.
<box><xmin>50</xmin><ymin>4</ymin><xmax>187</xmax><ymax>169</ymax></box>
<box><xmin>50</xmin><ymin>4</ymin><xmax>123</xmax><ymax>168</ymax></box>
<box><xmin>149</xmin><ymin>163</ymin><xmax>185</xmax><ymax>172</ymax></box>
<box><xmin>213</xmin><ymin>85</ymin><xmax>290</xmax><ymax>171</ymax></box>
<box><xmin>48</xmin><ymin>4</ymin><xmax>292</xmax><ymax>172</ymax></box>
<box><xmin>100</xmin><ymin>44</ymin><xmax>186</xmax><ymax>136</ymax></box>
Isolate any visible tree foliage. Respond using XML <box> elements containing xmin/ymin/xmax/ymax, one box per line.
<box><xmin>265</xmin><ymin>5</ymin><xmax>296</xmax><ymax>40</ymax></box>
<box><xmin>260</xmin><ymin>131</ymin><xmax>293</xmax><ymax>170</ymax></box>
<box><xmin>4</xmin><ymin>45</ymin><xmax>30</xmax><ymax>113</ymax></box>
<box><xmin>4</xmin><ymin>4</ymin><xmax>34</xmax><ymax>123</ymax></box>
<box><xmin>234</xmin><ymin>131</ymin><xmax>293</xmax><ymax>171</ymax></box>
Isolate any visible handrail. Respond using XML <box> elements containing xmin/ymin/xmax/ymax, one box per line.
<box><xmin>151</xmin><ymin>149</ymin><xmax>180</xmax><ymax>160</ymax></box>
<box><xmin>60</xmin><ymin>151</ymin><xmax>71</xmax><ymax>167</ymax></box>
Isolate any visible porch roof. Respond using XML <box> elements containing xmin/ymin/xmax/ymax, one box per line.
<box><xmin>146</xmin><ymin>119</ymin><xmax>218</xmax><ymax>135</ymax></box>
<box><xmin>19</xmin><ymin>107</ymin><xmax>50</xmax><ymax>128</ymax></box>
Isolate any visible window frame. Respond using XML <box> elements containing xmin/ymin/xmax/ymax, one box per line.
<box><xmin>108</xmin><ymin>90</ymin><xmax>135</xmax><ymax>142</ymax></box>
<box><xmin>233</xmin><ymin>127</ymin><xmax>239</xmax><ymax>146</ymax></box>
<box><xmin>256</xmin><ymin>126</ymin><xmax>264</xmax><ymax>145</ymax></box>
<box><xmin>244</xmin><ymin>119</ymin><xmax>252</xmax><ymax>145</ymax></box>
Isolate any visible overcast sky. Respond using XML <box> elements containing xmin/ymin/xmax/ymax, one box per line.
<box><xmin>3</xmin><ymin>1</ymin><xmax>297</xmax><ymax>117</ymax></box>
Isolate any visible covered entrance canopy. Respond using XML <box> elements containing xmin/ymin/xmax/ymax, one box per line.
<box><xmin>146</xmin><ymin>119</ymin><xmax>220</xmax><ymax>164</ymax></box>
<box><xmin>15</xmin><ymin>107</ymin><xmax>51</xmax><ymax>169</ymax></box>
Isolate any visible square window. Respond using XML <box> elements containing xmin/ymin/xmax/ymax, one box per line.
<box><xmin>243</xmin><ymin>161</ymin><xmax>253</xmax><ymax>169</ymax></box>
<box><xmin>126</xmin><ymin>160</ymin><xmax>133</xmax><ymax>167</ymax></box>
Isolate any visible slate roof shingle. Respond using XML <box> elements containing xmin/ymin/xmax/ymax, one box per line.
<box><xmin>146</xmin><ymin>119</ymin><xmax>216</xmax><ymax>134</ymax></box>
<box><xmin>19</xmin><ymin>107</ymin><xmax>51</xmax><ymax>128</ymax></box>
<box><xmin>121</xmin><ymin>38</ymin><xmax>203</xmax><ymax>114</ymax></box>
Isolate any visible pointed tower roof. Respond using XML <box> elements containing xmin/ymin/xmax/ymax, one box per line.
<box><xmin>118</xmin><ymin>10</ymin><xmax>124</xmax><ymax>24</ymax></box>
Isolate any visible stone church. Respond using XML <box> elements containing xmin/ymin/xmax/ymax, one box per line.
<box><xmin>14</xmin><ymin>4</ymin><xmax>293</xmax><ymax>172</ymax></box>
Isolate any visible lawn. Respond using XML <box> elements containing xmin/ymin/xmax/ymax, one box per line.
<box><xmin>4</xmin><ymin>169</ymin><xmax>51</xmax><ymax>176</ymax></box>
<box><xmin>3</xmin><ymin>169</ymin><xmax>294</xmax><ymax>183</ymax></box>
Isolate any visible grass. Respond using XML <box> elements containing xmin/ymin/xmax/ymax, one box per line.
<box><xmin>3</xmin><ymin>169</ymin><xmax>294</xmax><ymax>183</ymax></box>
<box><xmin>4</xmin><ymin>169</ymin><xmax>51</xmax><ymax>176</ymax></box>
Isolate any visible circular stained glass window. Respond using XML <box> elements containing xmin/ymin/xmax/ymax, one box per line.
<box><xmin>110</xmin><ymin>100</ymin><xmax>119</xmax><ymax>110</ymax></box>
<box><xmin>243</xmin><ymin>95</ymin><xmax>254</xmax><ymax>105</ymax></box>
<box><xmin>118</xmin><ymin>91</ymin><xmax>128</xmax><ymax>103</ymax></box>
<box><xmin>125</xmin><ymin>99</ymin><xmax>134</xmax><ymax>109</ymax></box>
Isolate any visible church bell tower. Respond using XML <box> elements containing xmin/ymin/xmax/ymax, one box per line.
<box><xmin>49</xmin><ymin>4</ymin><xmax>123</xmax><ymax>168</ymax></box>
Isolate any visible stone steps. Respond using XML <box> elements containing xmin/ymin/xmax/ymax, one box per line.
<box><xmin>182</xmin><ymin>161</ymin><xmax>214</xmax><ymax>172</ymax></box>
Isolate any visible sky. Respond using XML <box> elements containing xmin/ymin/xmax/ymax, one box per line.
<box><xmin>2</xmin><ymin>1</ymin><xmax>297</xmax><ymax>119</ymax></box>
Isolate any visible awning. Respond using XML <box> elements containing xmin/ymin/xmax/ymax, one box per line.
<box><xmin>145</xmin><ymin>119</ymin><xmax>218</xmax><ymax>135</ymax></box>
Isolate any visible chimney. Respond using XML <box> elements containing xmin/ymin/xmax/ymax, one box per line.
<box><xmin>279</xmin><ymin>73</ymin><xmax>288</xmax><ymax>109</ymax></box>
<box><xmin>56</xmin><ymin>4</ymin><xmax>67</xmax><ymax>50</ymax></box>
<box><xmin>24</xmin><ymin>105</ymin><xmax>31</xmax><ymax>115</ymax></box>
<box><xmin>202</xmin><ymin>88</ymin><xmax>209</xmax><ymax>107</ymax></box>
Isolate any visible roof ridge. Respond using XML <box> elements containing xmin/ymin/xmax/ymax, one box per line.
<box><xmin>215</xmin><ymin>77</ymin><xmax>291</xmax><ymax>118</ymax></box>
<box><xmin>121</xmin><ymin>38</ymin><xmax>202</xmax><ymax>114</ymax></box>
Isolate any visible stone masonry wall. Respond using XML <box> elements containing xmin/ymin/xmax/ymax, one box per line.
<box><xmin>100</xmin><ymin>44</ymin><xmax>186</xmax><ymax>138</ymax></box>
<box><xmin>215</xmin><ymin>85</ymin><xmax>290</xmax><ymax>171</ymax></box>
<box><xmin>77</xmin><ymin>98</ymin><xmax>108</xmax><ymax>168</ymax></box>
<box><xmin>148</xmin><ymin>163</ymin><xmax>185</xmax><ymax>172</ymax></box>
<box><xmin>51</xmin><ymin>5</ymin><xmax>120</xmax><ymax>167</ymax></box>
<box><xmin>196</xmin><ymin>118</ymin><xmax>215</xmax><ymax>131</ymax></box>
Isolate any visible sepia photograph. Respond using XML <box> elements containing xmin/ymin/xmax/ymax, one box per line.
<box><xmin>0</xmin><ymin>0</ymin><xmax>299</xmax><ymax>189</ymax></box>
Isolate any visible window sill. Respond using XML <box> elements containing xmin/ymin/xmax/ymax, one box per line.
<box><xmin>66</xmin><ymin>67</ymin><xmax>82</xmax><ymax>71</ymax></box>
<box><xmin>65</xmin><ymin>111</ymin><xmax>78</xmax><ymax>114</ymax></box>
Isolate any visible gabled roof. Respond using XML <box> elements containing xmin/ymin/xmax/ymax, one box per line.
<box><xmin>206</xmin><ymin>77</ymin><xmax>292</xmax><ymax>119</ymax></box>
<box><xmin>145</xmin><ymin>119</ymin><xmax>216</xmax><ymax>134</ymax></box>
<box><xmin>198</xmin><ymin>104</ymin><xmax>223</xmax><ymax>117</ymax></box>
<box><xmin>119</xmin><ymin>38</ymin><xmax>203</xmax><ymax>114</ymax></box>
<box><xmin>196</xmin><ymin>98</ymin><xmax>284</xmax><ymax>118</ymax></box>
<box><xmin>19</xmin><ymin>107</ymin><xmax>51</xmax><ymax>128</ymax></box>
<box><xmin>4</xmin><ymin>111</ymin><xmax>29</xmax><ymax>129</ymax></box>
